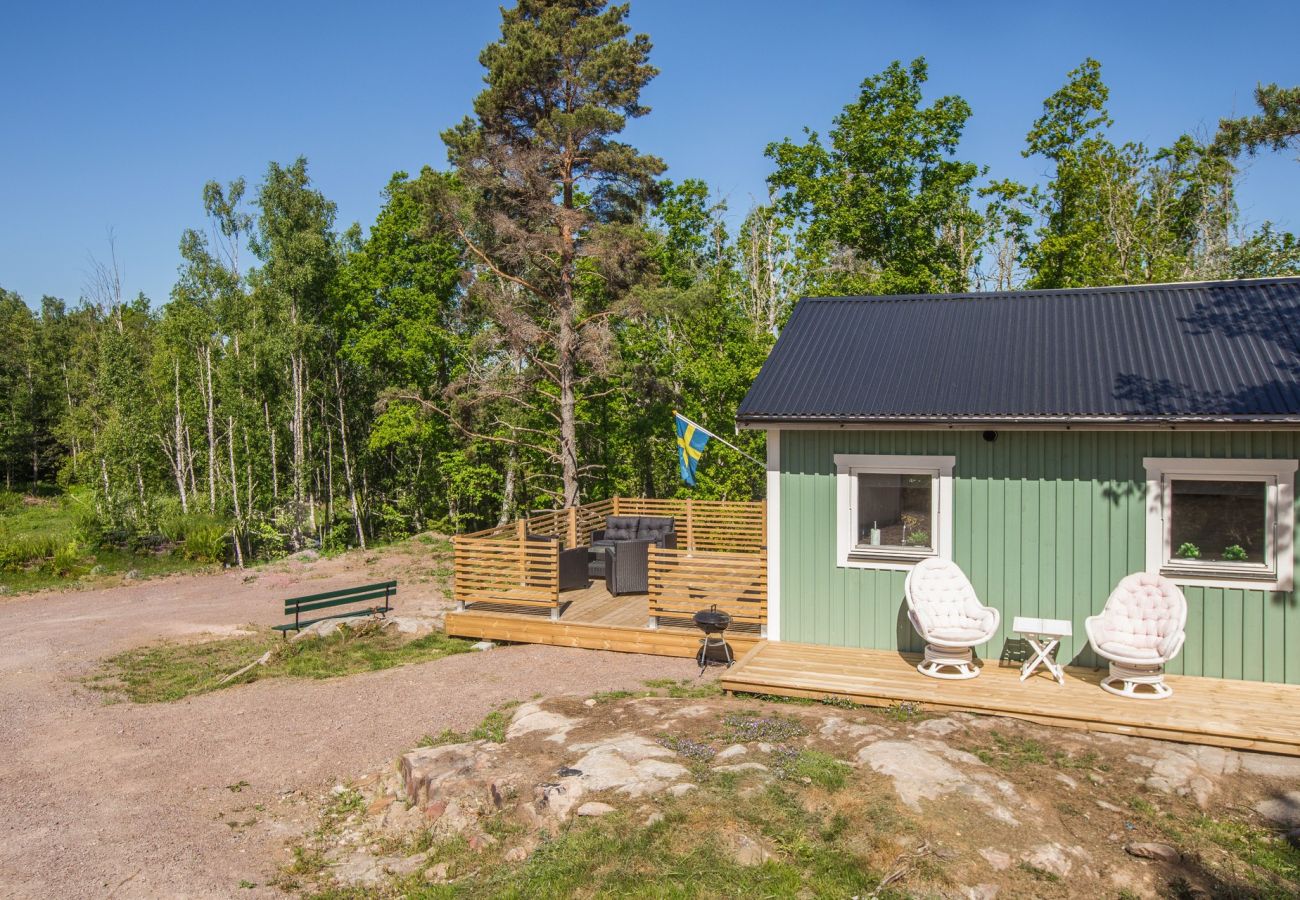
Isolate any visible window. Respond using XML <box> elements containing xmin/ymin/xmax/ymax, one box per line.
<box><xmin>1144</xmin><ymin>458</ymin><xmax>1297</xmax><ymax>591</ymax></box>
<box><xmin>836</xmin><ymin>454</ymin><xmax>955</xmax><ymax>569</ymax></box>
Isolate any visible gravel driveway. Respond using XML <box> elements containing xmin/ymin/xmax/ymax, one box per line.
<box><xmin>0</xmin><ymin>552</ymin><xmax>695</xmax><ymax>898</ymax></box>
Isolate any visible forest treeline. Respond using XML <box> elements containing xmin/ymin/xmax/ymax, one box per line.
<box><xmin>2</xmin><ymin>0</ymin><xmax>1298</xmax><ymax>564</ymax></box>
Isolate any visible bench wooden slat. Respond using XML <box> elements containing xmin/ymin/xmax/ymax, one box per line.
<box><xmin>278</xmin><ymin>580</ymin><xmax>397</xmax><ymax>633</ymax></box>
<box><xmin>282</xmin><ymin>581</ymin><xmax>397</xmax><ymax>613</ymax></box>
<box><xmin>292</xmin><ymin>588</ymin><xmax>397</xmax><ymax>615</ymax></box>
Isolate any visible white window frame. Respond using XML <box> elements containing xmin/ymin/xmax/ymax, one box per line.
<box><xmin>835</xmin><ymin>454</ymin><xmax>955</xmax><ymax>570</ymax></box>
<box><xmin>1143</xmin><ymin>457</ymin><xmax>1297</xmax><ymax>591</ymax></box>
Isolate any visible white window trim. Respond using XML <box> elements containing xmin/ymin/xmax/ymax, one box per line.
<box><xmin>1143</xmin><ymin>457</ymin><xmax>1297</xmax><ymax>591</ymax></box>
<box><xmin>835</xmin><ymin>454</ymin><xmax>955</xmax><ymax>571</ymax></box>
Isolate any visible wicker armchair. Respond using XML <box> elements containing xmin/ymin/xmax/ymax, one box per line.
<box><xmin>602</xmin><ymin>539</ymin><xmax>653</xmax><ymax>596</ymax></box>
<box><xmin>1086</xmin><ymin>573</ymin><xmax>1187</xmax><ymax>699</ymax></box>
<box><xmin>904</xmin><ymin>558</ymin><xmax>1000</xmax><ymax>680</ymax></box>
<box><xmin>526</xmin><ymin>533</ymin><xmax>590</xmax><ymax>592</ymax></box>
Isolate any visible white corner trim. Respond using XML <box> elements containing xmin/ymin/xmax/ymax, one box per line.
<box><xmin>833</xmin><ymin>454</ymin><xmax>956</xmax><ymax>571</ymax></box>
<box><xmin>1143</xmin><ymin>457</ymin><xmax>1297</xmax><ymax>591</ymax></box>
<box><xmin>765</xmin><ymin>428</ymin><xmax>781</xmax><ymax>641</ymax></box>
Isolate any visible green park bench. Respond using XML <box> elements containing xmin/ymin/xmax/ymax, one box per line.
<box><xmin>273</xmin><ymin>580</ymin><xmax>398</xmax><ymax>635</ymax></box>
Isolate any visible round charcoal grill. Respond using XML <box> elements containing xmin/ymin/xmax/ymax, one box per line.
<box><xmin>693</xmin><ymin>604</ymin><xmax>733</xmax><ymax>672</ymax></box>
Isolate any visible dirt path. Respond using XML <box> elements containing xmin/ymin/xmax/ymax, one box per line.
<box><xmin>0</xmin><ymin>546</ymin><xmax>696</xmax><ymax>898</ymax></box>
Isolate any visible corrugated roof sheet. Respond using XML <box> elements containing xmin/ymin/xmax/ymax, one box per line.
<box><xmin>736</xmin><ymin>277</ymin><xmax>1300</xmax><ymax>424</ymax></box>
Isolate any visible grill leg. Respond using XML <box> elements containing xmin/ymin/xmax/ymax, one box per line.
<box><xmin>697</xmin><ymin>635</ymin><xmax>733</xmax><ymax>672</ymax></box>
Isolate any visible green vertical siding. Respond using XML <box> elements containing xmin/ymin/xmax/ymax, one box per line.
<box><xmin>778</xmin><ymin>429</ymin><xmax>1299</xmax><ymax>684</ymax></box>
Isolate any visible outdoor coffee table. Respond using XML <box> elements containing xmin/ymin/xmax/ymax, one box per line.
<box><xmin>1012</xmin><ymin>616</ymin><xmax>1072</xmax><ymax>685</ymax></box>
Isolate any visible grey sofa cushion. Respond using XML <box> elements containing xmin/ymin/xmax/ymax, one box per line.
<box><xmin>603</xmin><ymin>516</ymin><xmax>640</xmax><ymax>541</ymax></box>
<box><xmin>635</xmin><ymin>516</ymin><xmax>675</xmax><ymax>542</ymax></box>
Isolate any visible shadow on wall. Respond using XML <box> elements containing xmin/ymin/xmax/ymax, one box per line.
<box><xmin>893</xmin><ymin>597</ymin><xmax>924</xmax><ymax>655</ymax></box>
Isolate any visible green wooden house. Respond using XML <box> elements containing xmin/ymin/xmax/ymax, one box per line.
<box><xmin>737</xmin><ymin>277</ymin><xmax>1300</xmax><ymax>685</ymax></box>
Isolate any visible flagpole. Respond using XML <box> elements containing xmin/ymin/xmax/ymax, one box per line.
<box><xmin>674</xmin><ymin>411</ymin><xmax>763</xmax><ymax>467</ymax></box>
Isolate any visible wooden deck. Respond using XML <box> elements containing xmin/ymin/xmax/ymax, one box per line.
<box><xmin>445</xmin><ymin>580</ymin><xmax>764</xmax><ymax>659</ymax></box>
<box><xmin>722</xmin><ymin>641</ymin><xmax>1300</xmax><ymax>757</ymax></box>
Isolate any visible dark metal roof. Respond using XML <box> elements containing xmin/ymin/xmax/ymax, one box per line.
<box><xmin>736</xmin><ymin>277</ymin><xmax>1300</xmax><ymax>426</ymax></box>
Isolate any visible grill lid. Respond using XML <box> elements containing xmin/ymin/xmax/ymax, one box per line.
<box><xmin>693</xmin><ymin>605</ymin><xmax>731</xmax><ymax>632</ymax></box>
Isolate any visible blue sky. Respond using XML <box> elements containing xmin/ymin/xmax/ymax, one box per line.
<box><xmin>2</xmin><ymin>0</ymin><xmax>1298</xmax><ymax>307</ymax></box>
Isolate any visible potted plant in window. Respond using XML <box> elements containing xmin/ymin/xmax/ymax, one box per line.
<box><xmin>900</xmin><ymin>512</ymin><xmax>924</xmax><ymax>546</ymax></box>
<box><xmin>1175</xmin><ymin>542</ymin><xmax>1201</xmax><ymax>560</ymax></box>
<box><xmin>1222</xmin><ymin>544</ymin><xmax>1248</xmax><ymax>561</ymax></box>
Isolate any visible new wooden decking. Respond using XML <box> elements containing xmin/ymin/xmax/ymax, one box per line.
<box><xmin>445</xmin><ymin>581</ymin><xmax>763</xmax><ymax>659</ymax></box>
<box><xmin>721</xmin><ymin>641</ymin><xmax>1300</xmax><ymax>757</ymax></box>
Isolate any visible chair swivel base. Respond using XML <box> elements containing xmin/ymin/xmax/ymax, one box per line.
<box><xmin>1100</xmin><ymin>661</ymin><xmax>1172</xmax><ymax>699</ymax></box>
<box><xmin>916</xmin><ymin>643</ymin><xmax>980</xmax><ymax>680</ymax></box>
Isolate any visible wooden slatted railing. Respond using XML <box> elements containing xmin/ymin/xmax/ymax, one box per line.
<box><xmin>453</xmin><ymin>520</ymin><xmax>560</xmax><ymax>610</ymax></box>
<box><xmin>452</xmin><ymin>497</ymin><xmax>766</xmax><ymax>618</ymax></box>
<box><xmin>647</xmin><ymin>547</ymin><xmax>767</xmax><ymax>629</ymax></box>
<box><xmin>614</xmin><ymin>498</ymin><xmax>765</xmax><ymax>554</ymax></box>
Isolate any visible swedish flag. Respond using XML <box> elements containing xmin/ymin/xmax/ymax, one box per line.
<box><xmin>674</xmin><ymin>412</ymin><xmax>710</xmax><ymax>486</ymax></box>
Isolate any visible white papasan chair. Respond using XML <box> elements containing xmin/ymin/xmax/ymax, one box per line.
<box><xmin>904</xmin><ymin>558</ymin><xmax>1000</xmax><ymax>680</ymax></box>
<box><xmin>1085</xmin><ymin>573</ymin><xmax>1187</xmax><ymax>700</ymax></box>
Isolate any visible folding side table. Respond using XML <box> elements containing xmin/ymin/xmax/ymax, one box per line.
<box><xmin>1012</xmin><ymin>616</ymin><xmax>1072</xmax><ymax>685</ymax></box>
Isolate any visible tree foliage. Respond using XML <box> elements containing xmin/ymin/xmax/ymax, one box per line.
<box><xmin>767</xmin><ymin>58</ymin><xmax>982</xmax><ymax>295</ymax></box>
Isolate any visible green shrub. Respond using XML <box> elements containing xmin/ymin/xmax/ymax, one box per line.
<box><xmin>0</xmin><ymin>532</ymin><xmax>61</xmax><ymax>570</ymax></box>
<box><xmin>49</xmin><ymin>541</ymin><xmax>82</xmax><ymax>577</ymax></box>
<box><xmin>182</xmin><ymin>521</ymin><xmax>231</xmax><ymax>563</ymax></box>
<box><xmin>1221</xmin><ymin>544</ymin><xmax>1249</xmax><ymax>561</ymax></box>
<box><xmin>157</xmin><ymin>513</ymin><xmax>232</xmax><ymax>563</ymax></box>
<box><xmin>1176</xmin><ymin>542</ymin><xmax>1201</xmax><ymax>559</ymax></box>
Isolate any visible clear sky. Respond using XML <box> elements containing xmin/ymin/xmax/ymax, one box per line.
<box><xmin>2</xmin><ymin>0</ymin><xmax>1298</xmax><ymax>307</ymax></box>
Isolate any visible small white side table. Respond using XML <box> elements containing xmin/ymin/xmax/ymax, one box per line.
<box><xmin>1012</xmin><ymin>616</ymin><xmax>1073</xmax><ymax>685</ymax></box>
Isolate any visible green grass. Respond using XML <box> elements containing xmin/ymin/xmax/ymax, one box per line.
<box><xmin>296</xmin><ymin>779</ymin><xmax>903</xmax><ymax>899</ymax></box>
<box><xmin>715</xmin><ymin>711</ymin><xmax>809</xmax><ymax>744</ymax></box>
<box><xmin>772</xmin><ymin>748</ymin><xmax>852</xmax><ymax>791</ymax></box>
<box><xmin>418</xmin><ymin>702</ymin><xmax>522</xmax><ymax>748</ymax></box>
<box><xmin>0</xmin><ymin>488</ymin><xmax>215</xmax><ymax>593</ymax></box>
<box><xmin>1189</xmin><ymin>816</ymin><xmax>1300</xmax><ymax>888</ymax></box>
<box><xmin>642</xmin><ymin>677</ymin><xmax>723</xmax><ymax>699</ymax></box>
<box><xmin>85</xmin><ymin>622</ymin><xmax>474</xmax><ymax>703</ymax></box>
<box><xmin>879</xmin><ymin>701</ymin><xmax>924</xmax><ymax>722</ymax></box>
<box><xmin>1129</xmin><ymin>799</ymin><xmax>1300</xmax><ymax>897</ymax></box>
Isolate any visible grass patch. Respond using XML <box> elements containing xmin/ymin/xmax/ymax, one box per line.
<box><xmin>0</xmin><ymin>488</ymin><xmax>214</xmax><ymax>593</ymax></box>
<box><xmin>879</xmin><ymin>701</ymin><xmax>924</xmax><ymax>722</ymax></box>
<box><xmin>1130</xmin><ymin>800</ymin><xmax>1300</xmax><ymax>897</ymax></box>
<box><xmin>642</xmin><ymin>677</ymin><xmax>722</xmax><ymax>699</ymax></box>
<box><xmin>967</xmin><ymin>730</ymin><xmax>1107</xmax><ymax>775</ymax></box>
<box><xmin>86</xmin><ymin>622</ymin><xmax>474</xmax><ymax>703</ymax></box>
<box><xmin>302</xmin><ymin>788</ymin><xmax>897</xmax><ymax>899</ymax></box>
<box><xmin>589</xmin><ymin>689</ymin><xmax>638</xmax><ymax>704</ymax></box>
<box><xmin>1187</xmin><ymin>815</ymin><xmax>1300</xmax><ymax>893</ymax></box>
<box><xmin>418</xmin><ymin>702</ymin><xmax>521</xmax><ymax>748</ymax></box>
<box><xmin>656</xmin><ymin>735</ymin><xmax>718</xmax><ymax>762</ymax></box>
<box><xmin>1017</xmin><ymin>860</ymin><xmax>1061</xmax><ymax>883</ymax></box>
<box><xmin>772</xmin><ymin>748</ymin><xmax>852</xmax><ymax>791</ymax></box>
<box><xmin>973</xmin><ymin>730</ymin><xmax>1048</xmax><ymax>770</ymax></box>
<box><xmin>716</xmin><ymin>711</ymin><xmax>809</xmax><ymax>744</ymax></box>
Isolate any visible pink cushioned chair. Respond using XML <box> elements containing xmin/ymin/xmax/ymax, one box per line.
<box><xmin>904</xmin><ymin>558</ymin><xmax>1000</xmax><ymax>680</ymax></box>
<box><xmin>1085</xmin><ymin>573</ymin><xmax>1187</xmax><ymax>699</ymax></box>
